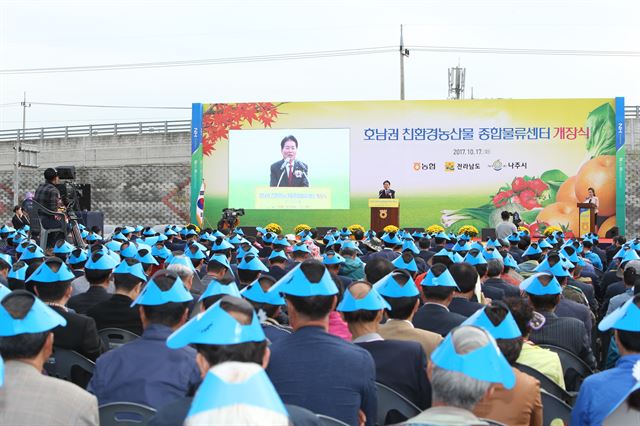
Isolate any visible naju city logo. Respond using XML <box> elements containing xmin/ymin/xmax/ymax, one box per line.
<box><xmin>413</xmin><ymin>162</ymin><xmax>436</xmax><ymax>171</ymax></box>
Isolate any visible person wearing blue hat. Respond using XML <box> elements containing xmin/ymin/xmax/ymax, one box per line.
<box><xmin>581</xmin><ymin>239</ymin><xmax>603</xmax><ymax>271</ymax></box>
<box><xmin>236</xmin><ymin>254</ymin><xmax>269</xmax><ymax>289</ymax></box>
<box><xmin>265</xmin><ymin>249</ymin><xmax>289</xmax><ymax>281</ymax></box>
<box><xmin>148</xmin><ymin>296</ymin><xmax>317</xmax><ymax>426</ymax></box>
<box><xmin>413</xmin><ymin>264</ymin><xmax>466</xmax><ymax>337</ymax></box>
<box><xmin>0</xmin><ymin>290</ymin><xmax>99</xmax><ymax>425</ymax></box>
<box><xmin>571</xmin><ymin>295</ymin><xmax>640</xmax><ymax>426</ymax></box>
<box><xmin>29</xmin><ymin>257</ymin><xmax>106</xmax><ymax>361</ymax></box>
<box><xmin>483</xmin><ymin>258</ymin><xmax>520</xmax><ymax>300</ymax></box>
<box><xmin>166</xmin><ymin>254</ymin><xmax>206</xmax><ymax>302</ymax></box>
<box><xmin>404</xmin><ymin>325</ymin><xmax>515</xmax><ymax>425</ymax></box>
<box><xmin>506</xmin><ymin>233</ymin><xmax>525</xmax><ymax>264</ymax></box>
<box><xmin>518</xmin><ymin>242</ymin><xmax>544</xmax><ymax>277</ymax></box>
<box><xmin>86</xmin><ymin>258</ymin><xmax>146</xmax><ymax>336</ymax></box>
<box><xmin>290</xmin><ymin>242</ymin><xmax>312</xmax><ymax>264</ymax></box>
<box><xmin>266</xmin><ymin>260</ymin><xmax>377</xmax><ymax>426</ymax></box>
<box><xmin>392</xmin><ymin>251</ymin><xmax>419</xmax><ymax>277</ymax></box>
<box><xmin>339</xmin><ymin>281</ymin><xmax>431</xmax><ymax>412</ymax></box>
<box><xmin>375</xmin><ymin>270</ymin><xmax>443</xmax><ymax>359</ymax></box>
<box><xmin>0</xmin><ymin>253</ymin><xmax>11</xmax><ymax>286</ymax></box>
<box><xmin>67</xmin><ymin>250</ymin><xmax>117</xmax><ymax>314</ymax></box>
<box><xmin>51</xmin><ymin>239</ymin><xmax>74</xmax><ymax>262</ymax></box>
<box><xmin>448</xmin><ymin>262</ymin><xmax>486</xmax><ymax>318</ymax></box>
<box><xmin>521</xmin><ymin>273</ymin><xmax>596</xmax><ymax>372</ymax></box>
<box><xmin>322</xmin><ymin>250</ymin><xmax>352</xmax><ymax>289</ymax></box>
<box><xmin>463</xmin><ymin>303</ymin><xmax>543</xmax><ymax>425</ymax></box>
<box><xmin>338</xmin><ymin>244</ymin><xmax>366</xmax><ymax>281</ymax></box>
<box><xmin>199</xmin><ymin>253</ymin><xmax>234</xmax><ymax>298</ymax></box>
<box><xmin>199</xmin><ymin>278</ymin><xmax>242</xmax><ymax>312</ymax></box>
<box><xmin>241</xmin><ymin>276</ymin><xmax>292</xmax><ymax>344</ymax></box>
<box><xmin>7</xmin><ymin>261</ymin><xmax>27</xmax><ymax>291</ymax></box>
<box><xmin>88</xmin><ymin>269</ymin><xmax>200</xmax><ymax>410</ymax></box>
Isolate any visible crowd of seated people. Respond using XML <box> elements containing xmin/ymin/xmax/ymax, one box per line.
<box><xmin>0</xmin><ymin>219</ymin><xmax>639</xmax><ymax>426</ymax></box>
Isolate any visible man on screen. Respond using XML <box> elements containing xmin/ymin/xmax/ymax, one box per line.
<box><xmin>269</xmin><ymin>135</ymin><xmax>309</xmax><ymax>187</ymax></box>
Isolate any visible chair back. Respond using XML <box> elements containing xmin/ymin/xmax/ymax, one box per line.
<box><xmin>541</xmin><ymin>389</ymin><xmax>572</xmax><ymax>426</ymax></box>
<box><xmin>316</xmin><ymin>414</ymin><xmax>350</xmax><ymax>426</ymax></box>
<box><xmin>99</xmin><ymin>328</ymin><xmax>140</xmax><ymax>350</ymax></box>
<box><xmin>44</xmin><ymin>347</ymin><xmax>95</xmax><ymax>388</ymax></box>
<box><xmin>99</xmin><ymin>402</ymin><xmax>157</xmax><ymax>426</ymax></box>
<box><xmin>514</xmin><ymin>363</ymin><xmax>574</xmax><ymax>406</ymax></box>
<box><xmin>376</xmin><ymin>382</ymin><xmax>421</xmax><ymax>425</ymax></box>
<box><xmin>538</xmin><ymin>344</ymin><xmax>594</xmax><ymax>392</ymax></box>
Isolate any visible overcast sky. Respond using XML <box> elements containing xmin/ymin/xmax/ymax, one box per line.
<box><xmin>0</xmin><ymin>0</ymin><xmax>638</xmax><ymax>130</ymax></box>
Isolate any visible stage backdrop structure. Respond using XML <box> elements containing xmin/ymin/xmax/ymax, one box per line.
<box><xmin>191</xmin><ymin>98</ymin><xmax>626</xmax><ymax>237</ymax></box>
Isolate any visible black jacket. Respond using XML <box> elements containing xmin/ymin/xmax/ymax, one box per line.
<box><xmin>270</xmin><ymin>159</ymin><xmax>309</xmax><ymax>187</ymax></box>
<box><xmin>67</xmin><ymin>286</ymin><xmax>111</xmax><ymax>315</ymax></box>
<box><xmin>483</xmin><ymin>277</ymin><xmax>520</xmax><ymax>299</ymax></box>
<box><xmin>449</xmin><ymin>297</ymin><xmax>484</xmax><ymax>317</ymax></box>
<box><xmin>378</xmin><ymin>189</ymin><xmax>395</xmax><ymax>199</ymax></box>
<box><xmin>413</xmin><ymin>303</ymin><xmax>466</xmax><ymax>337</ymax></box>
<box><xmin>356</xmin><ymin>339</ymin><xmax>431</xmax><ymax>410</ymax></box>
<box><xmin>86</xmin><ymin>294</ymin><xmax>143</xmax><ymax>335</ymax></box>
<box><xmin>49</xmin><ymin>305</ymin><xmax>106</xmax><ymax>361</ymax></box>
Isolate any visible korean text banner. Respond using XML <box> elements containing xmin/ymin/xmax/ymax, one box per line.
<box><xmin>191</xmin><ymin>98</ymin><xmax>624</xmax><ymax>236</ymax></box>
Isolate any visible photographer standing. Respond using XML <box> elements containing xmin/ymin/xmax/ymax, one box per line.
<box><xmin>495</xmin><ymin>211</ymin><xmax>517</xmax><ymax>239</ymax></box>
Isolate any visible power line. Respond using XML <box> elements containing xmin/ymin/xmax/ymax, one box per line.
<box><xmin>29</xmin><ymin>102</ymin><xmax>190</xmax><ymax>110</ymax></box>
<box><xmin>409</xmin><ymin>45</ymin><xmax>640</xmax><ymax>57</ymax></box>
<box><xmin>0</xmin><ymin>46</ymin><xmax>397</xmax><ymax>75</ymax></box>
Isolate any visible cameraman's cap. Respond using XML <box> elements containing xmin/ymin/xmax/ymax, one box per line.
<box><xmin>44</xmin><ymin>168</ymin><xmax>58</xmax><ymax>181</ymax></box>
<box><xmin>268</xmin><ymin>263</ymin><xmax>338</xmax><ymax>297</ymax></box>
<box><xmin>130</xmin><ymin>270</ymin><xmax>193</xmax><ymax>307</ymax></box>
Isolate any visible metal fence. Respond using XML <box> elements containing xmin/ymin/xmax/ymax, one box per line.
<box><xmin>626</xmin><ymin>106</ymin><xmax>640</xmax><ymax>118</ymax></box>
<box><xmin>0</xmin><ymin>119</ymin><xmax>191</xmax><ymax>143</ymax></box>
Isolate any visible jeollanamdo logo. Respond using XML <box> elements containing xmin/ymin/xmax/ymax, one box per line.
<box><xmin>413</xmin><ymin>162</ymin><xmax>421</xmax><ymax>171</ymax></box>
<box><xmin>490</xmin><ymin>160</ymin><xmax>503</xmax><ymax>171</ymax></box>
<box><xmin>444</xmin><ymin>162</ymin><xmax>455</xmax><ymax>172</ymax></box>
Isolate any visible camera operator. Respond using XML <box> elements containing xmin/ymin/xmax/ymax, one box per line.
<box><xmin>495</xmin><ymin>210</ymin><xmax>518</xmax><ymax>240</ymax></box>
<box><xmin>34</xmin><ymin>168</ymin><xmax>65</xmax><ymax>247</ymax></box>
<box><xmin>218</xmin><ymin>208</ymin><xmax>245</xmax><ymax>231</ymax></box>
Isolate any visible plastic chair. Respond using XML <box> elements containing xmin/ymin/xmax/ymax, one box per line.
<box><xmin>23</xmin><ymin>199</ymin><xmax>65</xmax><ymax>248</ymax></box>
<box><xmin>479</xmin><ymin>419</ymin><xmax>508</xmax><ymax>426</ymax></box>
<box><xmin>538</xmin><ymin>344</ymin><xmax>595</xmax><ymax>392</ymax></box>
<box><xmin>44</xmin><ymin>347</ymin><xmax>95</xmax><ymax>388</ymax></box>
<box><xmin>99</xmin><ymin>402</ymin><xmax>157</xmax><ymax>426</ymax></box>
<box><xmin>316</xmin><ymin>414</ymin><xmax>350</xmax><ymax>426</ymax></box>
<box><xmin>376</xmin><ymin>382</ymin><xmax>421</xmax><ymax>425</ymax></box>
<box><xmin>99</xmin><ymin>328</ymin><xmax>140</xmax><ymax>350</ymax></box>
<box><xmin>514</xmin><ymin>362</ymin><xmax>574</xmax><ymax>406</ymax></box>
<box><xmin>541</xmin><ymin>389</ymin><xmax>572</xmax><ymax>426</ymax></box>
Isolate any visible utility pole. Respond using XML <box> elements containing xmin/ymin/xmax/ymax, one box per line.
<box><xmin>14</xmin><ymin>92</ymin><xmax>31</xmax><ymax>206</ymax></box>
<box><xmin>399</xmin><ymin>25</ymin><xmax>409</xmax><ymax>100</ymax></box>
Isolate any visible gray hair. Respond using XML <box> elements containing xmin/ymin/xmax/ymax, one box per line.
<box><xmin>486</xmin><ymin>258</ymin><xmax>504</xmax><ymax>278</ymax></box>
<box><xmin>431</xmin><ymin>326</ymin><xmax>492</xmax><ymax>410</ymax></box>
<box><xmin>166</xmin><ymin>257</ymin><xmax>194</xmax><ymax>281</ymax></box>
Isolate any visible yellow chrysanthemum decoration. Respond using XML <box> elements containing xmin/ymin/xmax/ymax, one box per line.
<box><xmin>517</xmin><ymin>226</ymin><xmax>530</xmax><ymax>234</ymax></box>
<box><xmin>426</xmin><ymin>224</ymin><xmax>445</xmax><ymax>234</ymax></box>
<box><xmin>348</xmin><ymin>224</ymin><xmax>365</xmax><ymax>234</ymax></box>
<box><xmin>293</xmin><ymin>224</ymin><xmax>311</xmax><ymax>234</ymax></box>
<box><xmin>543</xmin><ymin>225</ymin><xmax>563</xmax><ymax>236</ymax></box>
<box><xmin>383</xmin><ymin>225</ymin><xmax>399</xmax><ymax>234</ymax></box>
<box><xmin>458</xmin><ymin>225</ymin><xmax>479</xmax><ymax>237</ymax></box>
<box><xmin>265</xmin><ymin>223</ymin><xmax>282</xmax><ymax>235</ymax></box>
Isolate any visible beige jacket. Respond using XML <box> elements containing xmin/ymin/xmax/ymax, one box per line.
<box><xmin>378</xmin><ymin>319</ymin><xmax>443</xmax><ymax>359</ymax></box>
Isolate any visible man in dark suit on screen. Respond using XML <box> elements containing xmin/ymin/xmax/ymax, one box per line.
<box><xmin>269</xmin><ymin>135</ymin><xmax>309</xmax><ymax>187</ymax></box>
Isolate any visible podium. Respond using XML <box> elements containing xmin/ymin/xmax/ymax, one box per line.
<box><xmin>369</xmin><ymin>199</ymin><xmax>400</xmax><ymax>233</ymax></box>
<box><xmin>577</xmin><ymin>203</ymin><xmax>596</xmax><ymax>235</ymax></box>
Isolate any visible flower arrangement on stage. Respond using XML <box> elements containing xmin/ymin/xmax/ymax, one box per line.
<box><xmin>265</xmin><ymin>223</ymin><xmax>283</xmax><ymax>235</ymax></box>
<box><xmin>543</xmin><ymin>225</ymin><xmax>563</xmax><ymax>236</ymax></box>
<box><xmin>518</xmin><ymin>226</ymin><xmax>530</xmax><ymax>234</ymax></box>
<box><xmin>383</xmin><ymin>225</ymin><xmax>399</xmax><ymax>234</ymax></box>
<box><xmin>348</xmin><ymin>224</ymin><xmax>365</xmax><ymax>235</ymax></box>
<box><xmin>426</xmin><ymin>224</ymin><xmax>445</xmax><ymax>235</ymax></box>
<box><xmin>458</xmin><ymin>225</ymin><xmax>479</xmax><ymax>237</ymax></box>
<box><xmin>294</xmin><ymin>224</ymin><xmax>311</xmax><ymax>234</ymax></box>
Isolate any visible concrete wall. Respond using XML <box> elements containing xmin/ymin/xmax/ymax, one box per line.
<box><xmin>0</xmin><ymin>132</ymin><xmax>191</xmax><ymax>225</ymax></box>
<box><xmin>626</xmin><ymin>117</ymin><xmax>640</xmax><ymax>237</ymax></box>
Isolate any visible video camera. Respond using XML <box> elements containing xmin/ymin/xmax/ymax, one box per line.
<box><xmin>506</xmin><ymin>211</ymin><xmax>522</xmax><ymax>226</ymax></box>
<box><xmin>218</xmin><ymin>208</ymin><xmax>245</xmax><ymax>231</ymax></box>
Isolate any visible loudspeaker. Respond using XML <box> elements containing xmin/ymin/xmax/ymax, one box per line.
<box><xmin>76</xmin><ymin>184</ymin><xmax>91</xmax><ymax>211</ymax></box>
<box><xmin>56</xmin><ymin>166</ymin><xmax>76</xmax><ymax>180</ymax></box>
<box><xmin>481</xmin><ymin>228</ymin><xmax>497</xmax><ymax>241</ymax></box>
